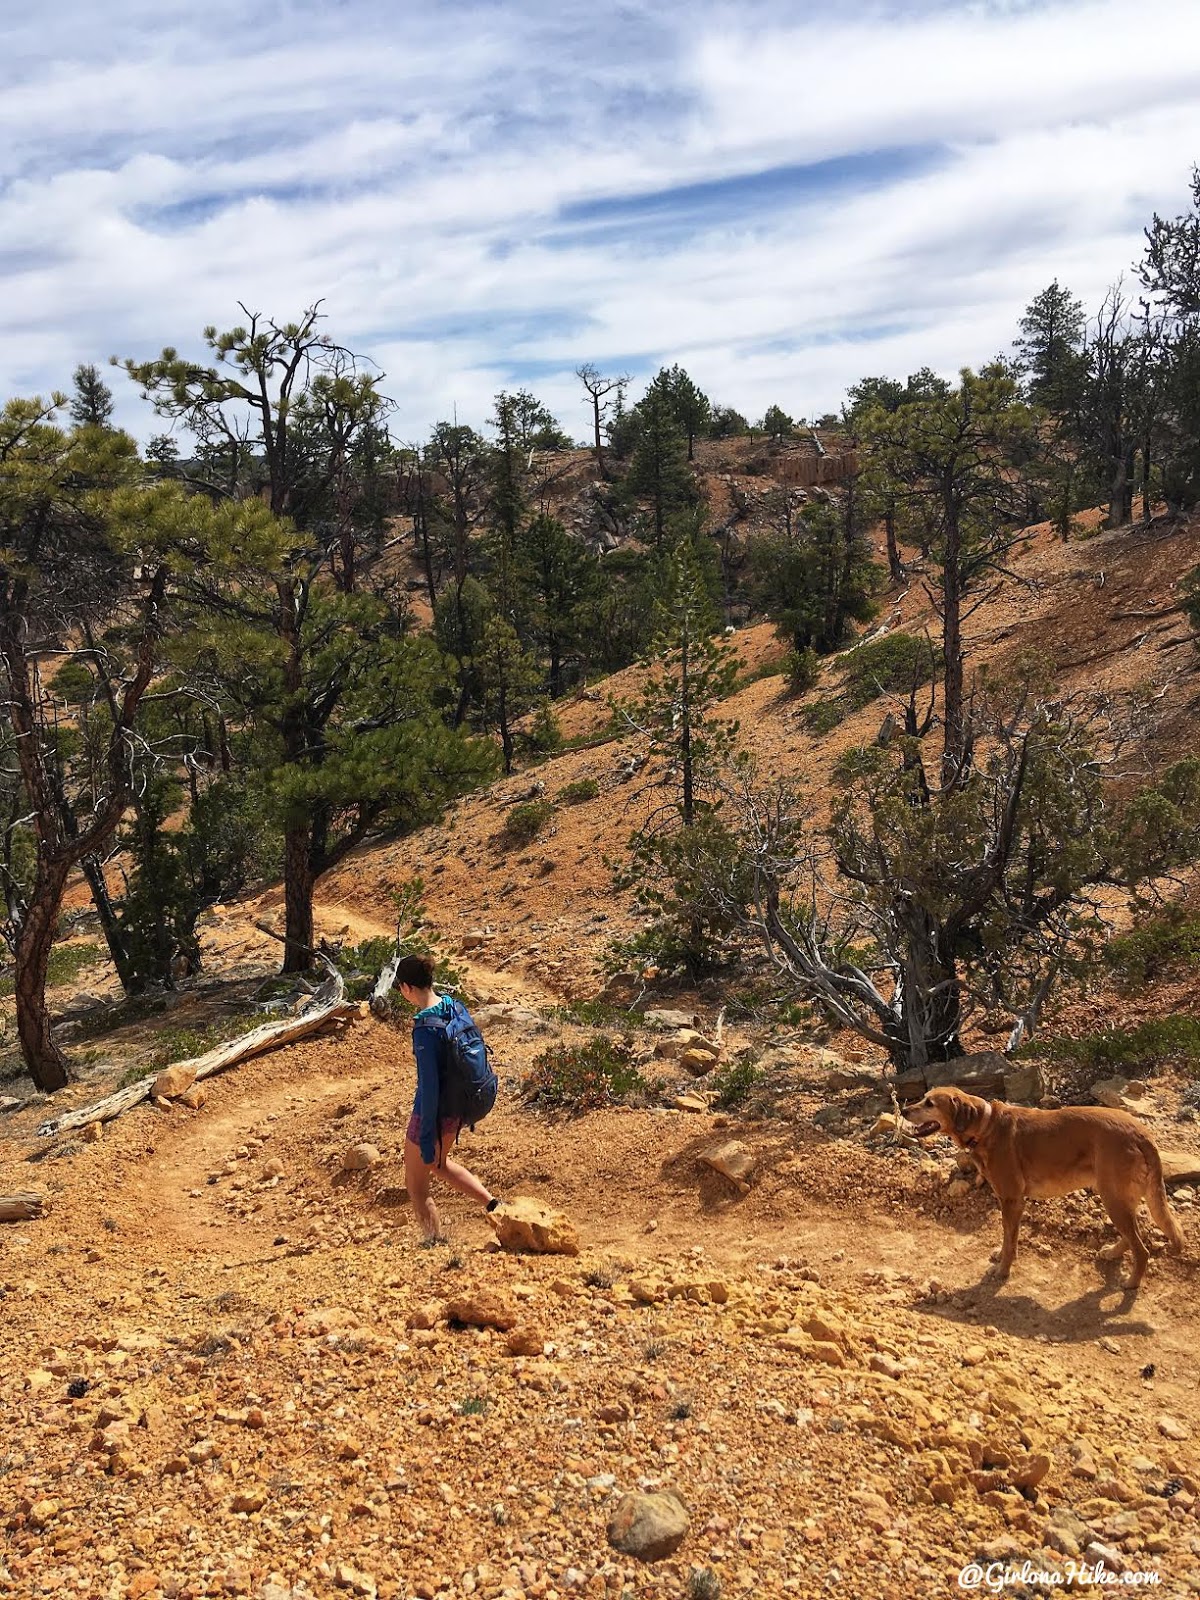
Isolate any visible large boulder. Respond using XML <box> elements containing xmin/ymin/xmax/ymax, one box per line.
<box><xmin>895</xmin><ymin>1052</ymin><xmax>1043</xmax><ymax>1106</ymax></box>
<box><xmin>487</xmin><ymin>1197</ymin><xmax>579</xmax><ymax>1256</ymax></box>
<box><xmin>445</xmin><ymin>1292</ymin><xmax>518</xmax><ymax>1332</ymax></box>
<box><xmin>607</xmin><ymin>1490</ymin><xmax>690</xmax><ymax>1562</ymax></box>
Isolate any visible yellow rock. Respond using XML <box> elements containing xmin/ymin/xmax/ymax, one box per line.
<box><xmin>151</xmin><ymin>1062</ymin><xmax>198</xmax><ymax>1101</ymax></box>
<box><xmin>487</xmin><ymin>1197</ymin><xmax>579</xmax><ymax>1256</ymax></box>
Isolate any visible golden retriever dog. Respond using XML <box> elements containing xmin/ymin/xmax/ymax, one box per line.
<box><xmin>905</xmin><ymin>1086</ymin><xmax>1183</xmax><ymax>1289</ymax></box>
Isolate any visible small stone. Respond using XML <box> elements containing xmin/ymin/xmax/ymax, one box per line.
<box><xmin>607</xmin><ymin>1489</ymin><xmax>690</xmax><ymax>1562</ymax></box>
<box><xmin>295</xmin><ymin>1306</ymin><xmax>361</xmax><ymax>1338</ymax></box>
<box><xmin>406</xmin><ymin>1302</ymin><xmax>443</xmax><ymax>1331</ymax></box>
<box><xmin>679</xmin><ymin>1048</ymin><xmax>720</xmax><ymax>1077</ymax></box>
<box><xmin>1158</xmin><ymin>1414</ymin><xmax>1191</xmax><ymax>1441</ymax></box>
<box><xmin>179</xmin><ymin>1084</ymin><xmax>208</xmax><ymax>1111</ymax></box>
<box><xmin>673</xmin><ymin>1095</ymin><xmax>708</xmax><ymax>1113</ymax></box>
<box><xmin>342</xmin><ymin>1143</ymin><xmax>381</xmax><ymax>1173</ymax></box>
<box><xmin>699</xmin><ymin>1139</ymin><xmax>758</xmax><ymax>1188</ymax></box>
<box><xmin>505</xmin><ymin>1326</ymin><xmax>545</xmax><ymax>1357</ymax></box>
<box><xmin>229</xmin><ymin>1486</ymin><xmax>266</xmax><ymax>1513</ymax></box>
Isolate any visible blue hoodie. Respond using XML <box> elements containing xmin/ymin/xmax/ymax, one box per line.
<box><xmin>411</xmin><ymin>994</ymin><xmax>467</xmax><ymax>1164</ymax></box>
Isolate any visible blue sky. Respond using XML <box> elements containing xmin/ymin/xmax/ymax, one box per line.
<box><xmin>3</xmin><ymin>0</ymin><xmax>1199</xmax><ymax>441</ymax></box>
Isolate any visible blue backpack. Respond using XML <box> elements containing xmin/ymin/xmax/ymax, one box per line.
<box><xmin>434</xmin><ymin>1003</ymin><xmax>499</xmax><ymax>1131</ymax></box>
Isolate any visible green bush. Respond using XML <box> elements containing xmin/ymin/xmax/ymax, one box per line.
<box><xmin>709</xmin><ymin>1056</ymin><xmax>765</xmax><ymax>1109</ymax></box>
<box><xmin>504</xmin><ymin>798</ymin><xmax>554</xmax><ymax>844</ymax></box>
<box><xmin>1021</xmin><ymin>1015</ymin><xmax>1200</xmax><ymax>1075</ymax></box>
<box><xmin>552</xmin><ymin>997</ymin><xmax>642</xmax><ymax>1029</ymax></box>
<box><xmin>1</xmin><ymin>942</ymin><xmax>106</xmax><ymax>998</ymax></box>
<box><xmin>1104</xmin><ymin>908</ymin><xmax>1200</xmax><ymax>987</ymax></box>
<box><xmin>801</xmin><ymin>699</ymin><xmax>845</xmax><ymax>736</ymax></box>
<box><xmin>613</xmin><ymin>810</ymin><xmax>754</xmax><ymax>977</ymax></box>
<box><xmin>784</xmin><ymin>646</ymin><xmax>821</xmax><ymax>694</ymax></box>
<box><xmin>558</xmin><ymin>778</ymin><xmax>600</xmax><ymax>804</ymax></box>
<box><xmin>520</xmin><ymin>1034</ymin><xmax>647</xmax><ymax>1113</ymax></box>
<box><xmin>843</xmin><ymin>631</ymin><xmax>935</xmax><ymax>707</ymax></box>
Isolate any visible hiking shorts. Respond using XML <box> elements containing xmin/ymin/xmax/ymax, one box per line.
<box><xmin>405</xmin><ymin>1111</ymin><xmax>463</xmax><ymax>1161</ymax></box>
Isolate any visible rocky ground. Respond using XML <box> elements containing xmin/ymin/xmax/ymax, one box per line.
<box><xmin>3</xmin><ymin>509</ymin><xmax>1200</xmax><ymax>1598</ymax></box>
<box><xmin>2</xmin><ymin>988</ymin><xmax>1199</xmax><ymax>1600</ymax></box>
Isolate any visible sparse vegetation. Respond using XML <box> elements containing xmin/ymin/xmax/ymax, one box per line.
<box><xmin>520</xmin><ymin>1035</ymin><xmax>647</xmax><ymax>1113</ymax></box>
<box><xmin>0</xmin><ymin>942</ymin><xmax>103</xmax><ymax>998</ymax></box>
<box><xmin>783</xmin><ymin>646</ymin><xmax>821</xmax><ymax>694</ymax></box>
<box><xmin>801</xmin><ymin>698</ymin><xmax>845</xmax><ymax>736</ymax></box>
<box><xmin>558</xmin><ymin>777</ymin><xmax>599</xmax><ymax>804</ymax></box>
<box><xmin>458</xmin><ymin>1394</ymin><xmax>489</xmax><ymax>1416</ymax></box>
<box><xmin>708</xmin><ymin>1056</ymin><xmax>766</xmax><ymax>1110</ymax></box>
<box><xmin>842</xmin><ymin>630</ymin><xmax>936</xmax><ymax>706</ymax></box>
<box><xmin>504</xmin><ymin>798</ymin><xmax>555</xmax><ymax>844</ymax></box>
<box><xmin>1104</xmin><ymin>907</ymin><xmax>1200</xmax><ymax>987</ymax></box>
<box><xmin>1021</xmin><ymin>1016</ymin><xmax>1200</xmax><ymax>1077</ymax></box>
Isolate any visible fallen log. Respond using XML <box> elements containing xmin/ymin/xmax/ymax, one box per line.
<box><xmin>36</xmin><ymin>964</ymin><xmax>354</xmax><ymax>1138</ymax></box>
<box><xmin>0</xmin><ymin>1191</ymin><xmax>47</xmax><ymax>1222</ymax></box>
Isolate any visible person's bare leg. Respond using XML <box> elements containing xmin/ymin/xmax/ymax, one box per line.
<box><xmin>435</xmin><ymin>1153</ymin><xmax>493</xmax><ymax>1206</ymax></box>
<box><xmin>404</xmin><ymin>1138</ymin><xmax>442</xmax><ymax>1240</ymax></box>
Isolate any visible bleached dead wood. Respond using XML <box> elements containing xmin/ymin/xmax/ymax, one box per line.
<box><xmin>36</xmin><ymin>965</ymin><xmax>354</xmax><ymax>1138</ymax></box>
<box><xmin>369</xmin><ymin>943</ymin><xmax>403</xmax><ymax>1017</ymax></box>
<box><xmin>0</xmin><ymin>1191</ymin><xmax>47</xmax><ymax>1222</ymax></box>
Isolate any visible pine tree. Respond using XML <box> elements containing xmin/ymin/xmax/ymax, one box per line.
<box><xmin>69</xmin><ymin>363</ymin><xmax>115</xmax><ymax>428</ymax></box>
<box><xmin>1015</xmin><ymin>281</ymin><xmax>1086</xmax><ymax>412</ymax></box>
<box><xmin>624</xmin><ymin>387</ymin><xmax>695</xmax><ymax>545</ymax></box>
<box><xmin>472</xmin><ymin>614</ymin><xmax>542</xmax><ymax>775</ymax></box>
<box><xmin>612</xmin><ymin>541</ymin><xmax>740</xmax><ymax>826</ymax></box>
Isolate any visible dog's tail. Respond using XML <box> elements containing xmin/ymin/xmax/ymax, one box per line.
<box><xmin>1146</xmin><ymin>1148</ymin><xmax>1184</xmax><ymax>1255</ymax></box>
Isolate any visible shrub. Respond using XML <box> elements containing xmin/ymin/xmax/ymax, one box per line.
<box><xmin>1104</xmin><ymin>907</ymin><xmax>1200</xmax><ymax>987</ymax></box>
<box><xmin>0</xmin><ymin>941</ymin><xmax>106</xmax><ymax>1000</ymax></box>
<box><xmin>783</xmin><ymin>646</ymin><xmax>821</xmax><ymax>694</ymax></box>
<box><xmin>519</xmin><ymin>702</ymin><xmax>563</xmax><ymax>759</ymax></box>
<box><xmin>613</xmin><ymin>810</ymin><xmax>754</xmax><ymax>977</ymax></box>
<box><xmin>708</xmin><ymin>1056</ymin><xmax>765</xmax><ymax>1110</ymax></box>
<box><xmin>688</xmin><ymin>1570</ymin><xmax>722</xmax><ymax>1600</ymax></box>
<box><xmin>843</xmin><ymin>631</ymin><xmax>935</xmax><ymax>707</ymax></box>
<box><xmin>801</xmin><ymin>699</ymin><xmax>845</xmax><ymax>736</ymax></box>
<box><xmin>1021</xmin><ymin>1015</ymin><xmax>1200</xmax><ymax>1076</ymax></box>
<box><xmin>504</xmin><ymin>798</ymin><xmax>554</xmax><ymax>844</ymax></box>
<box><xmin>520</xmin><ymin>1035</ymin><xmax>647</xmax><ymax>1113</ymax></box>
<box><xmin>559</xmin><ymin>778</ymin><xmax>600</xmax><ymax>804</ymax></box>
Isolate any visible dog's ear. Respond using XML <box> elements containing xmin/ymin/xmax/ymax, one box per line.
<box><xmin>952</xmin><ymin>1098</ymin><xmax>976</xmax><ymax>1136</ymax></box>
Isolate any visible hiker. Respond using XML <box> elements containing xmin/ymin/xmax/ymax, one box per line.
<box><xmin>395</xmin><ymin>953</ymin><xmax>500</xmax><ymax>1241</ymax></box>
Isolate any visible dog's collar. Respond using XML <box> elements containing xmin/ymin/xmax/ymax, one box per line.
<box><xmin>961</xmin><ymin>1099</ymin><xmax>993</xmax><ymax>1149</ymax></box>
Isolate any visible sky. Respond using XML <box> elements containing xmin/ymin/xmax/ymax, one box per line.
<box><xmin>3</xmin><ymin>0</ymin><xmax>1200</xmax><ymax>444</ymax></box>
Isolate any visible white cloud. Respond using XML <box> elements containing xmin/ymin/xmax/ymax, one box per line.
<box><xmin>1</xmin><ymin>0</ymin><xmax>1198</xmax><ymax>437</ymax></box>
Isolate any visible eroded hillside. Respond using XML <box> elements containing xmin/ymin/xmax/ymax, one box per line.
<box><xmin>2</xmin><ymin>509</ymin><xmax>1200</xmax><ymax>1600</ymax></box>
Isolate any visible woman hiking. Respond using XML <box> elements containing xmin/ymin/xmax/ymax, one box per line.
<box><xmin>395</xmin><ymin>954</ymin><xmax>500</xmax><ymax>1241</ymax></box>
